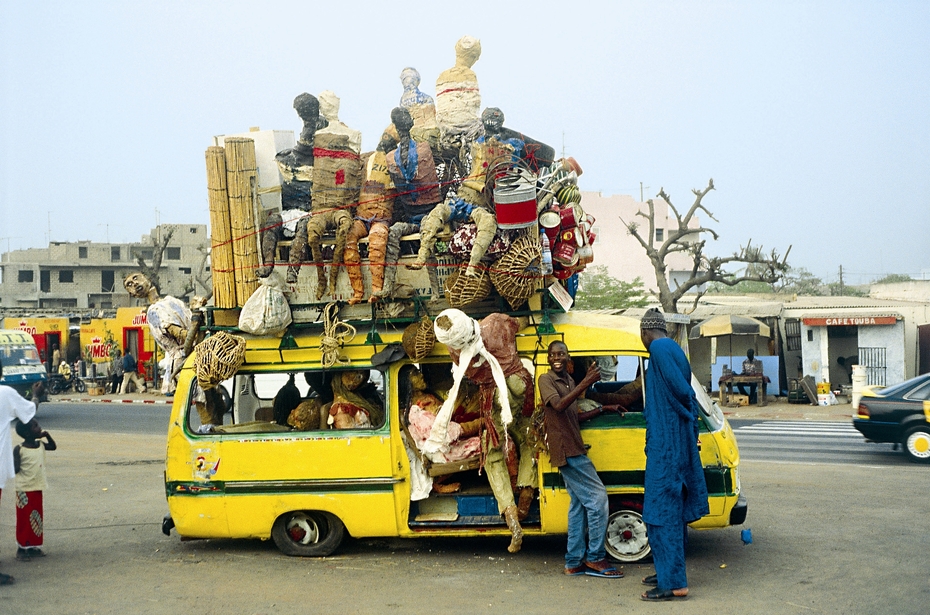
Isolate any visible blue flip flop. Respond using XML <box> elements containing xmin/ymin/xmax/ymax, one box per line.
<box><xmin>584</xmin><ymin>563</ymin><xmax>624</xmax><ymax>578</ymax></box>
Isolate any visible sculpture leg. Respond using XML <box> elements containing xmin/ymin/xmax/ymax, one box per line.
<box><xmin>256</xmin><ymin>213</ymin><xmax>283</xmax><ymax>278</ymax></box>
<box><xmin>286</xmin><ymin>217</ymin><xmax>308</xmax><ymax>283</ymax></box>
<box><xmin>408</xmin><ymin>202</ymin><xmax>450</xmax><ymax>270</ymax></box>
<box><xmin>367</xmin><ymin>222</ymin><xmax>389</xmax><ymax>297</ymax></box>
<box><xmin>305</xmin><ymin>213</ymin><xmax>328</xmax><ymax>300</ymax></box>
<box><xmin>329</xmin><ymin>210</ymin><xmax>352</xmax><ymax>298</ymax></box>
<box><xmin>466</xmin><ymin>207</ymin><xmax>497</xmax><ymax>277</ymax></box>
<box><xmin>373</xmin><ymin>222</ymin><xmax>418</xmax><ymax>301</ymax></box>
<box><xmin>344</xmin><ymin>219</ymin><xmax>368</xmax><ymax>305</ymax></box>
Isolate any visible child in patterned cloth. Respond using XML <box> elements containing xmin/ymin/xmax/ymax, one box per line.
<box><xmin>13</xmin><ymin>418</ymin><xmax>56</xmax><ymax>560</ymax></box>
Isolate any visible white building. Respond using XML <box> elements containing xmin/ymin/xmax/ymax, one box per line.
<box><xmin>580</xmin><ymin>191</ymin><xmax>701</xmax><ymax>292</ymax></box>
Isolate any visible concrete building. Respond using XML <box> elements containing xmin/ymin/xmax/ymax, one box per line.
<box><xmin>0</xmin><ymin>224</ymin><xmax>210</xmax><ymax>310</ymax></box>
<box><xmin>580</xmin><ymin>191</ymin><xmax>701</xmax><ymax>292</ymax></box>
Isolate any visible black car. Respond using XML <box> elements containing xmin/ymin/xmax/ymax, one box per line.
<box><xmin>853</xmin><ymin>373</ymin><xmax>930</xmax><ymax>463</ymax></box>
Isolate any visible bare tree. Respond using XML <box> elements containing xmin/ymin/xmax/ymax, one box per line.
<box><xmin>622</xmin><ymin>179</ymin><xmax>791</xmax><ymax>314</ymax></box>
<box><xmin>181</xmin><ymin>245</ymin><xmax>213</xmax><ymax>302</ymax></box>
<box><xmin>133</xmin><ymin>226</ymin><xmax>175</xmax><ymax>294</ymax></box>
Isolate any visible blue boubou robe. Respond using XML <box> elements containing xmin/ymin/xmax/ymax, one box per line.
<box><xmin>643</xmin><ymin>337</ymin><xmax>710</xmax><ymax>527</ymax></box>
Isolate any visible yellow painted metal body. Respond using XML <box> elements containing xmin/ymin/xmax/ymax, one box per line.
<box><xmin>165</xmin><ymin>312</ymin><xmax>743</xmax><ymax>546</ymax></box>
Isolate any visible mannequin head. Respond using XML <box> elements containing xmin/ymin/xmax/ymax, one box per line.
<box><xmin>319</xmin><ymin>90</ymin><xmax>340</xmax><ymax>122</ymax></box>
<box><xmin>454</xmin><ymin>36</ymin><xmax>481</xmax><ymax>68</ymax></box>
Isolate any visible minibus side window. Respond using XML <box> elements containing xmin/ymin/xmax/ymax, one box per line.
<box><xmin>189</xmin><ymin>369</ymin><xmax>388</xmax><ymax>434</ymax></box>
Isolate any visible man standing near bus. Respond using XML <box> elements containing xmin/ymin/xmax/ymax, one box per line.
<box><xmin>0</xmin><ymin>359</ymin><xmax>43</xmax><ymax>585</ymax></box>
<box><xmin>539</xmin><ymin>341</ymin><xmax>623</xmax><ymax>578</ymax></box>
<box><xmin>638</xmin><ymin>309</ymin><xmax>709</xmax><ymax>601</ymax></box>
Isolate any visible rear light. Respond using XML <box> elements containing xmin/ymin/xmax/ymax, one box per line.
<box><xmin>857</xmin><ymin>403</ymin><xmax>870</xmax><ymax>418</ymax></box>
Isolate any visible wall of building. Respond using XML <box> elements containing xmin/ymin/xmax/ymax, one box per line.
<box><xmin>0</xmin><ymin>224</ymin><xmax>210</xmax><ymax>309</ymax></box>
<box><xmin>579</xmin><ymin>192</ymin><xmax>701</xmax><ymax>292</ymax></box>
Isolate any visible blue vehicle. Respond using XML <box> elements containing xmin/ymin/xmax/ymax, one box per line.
<box><xmin>0</xmin><ymin>329</ymin><xmax>48</xmax><ymax>399</ymax></box>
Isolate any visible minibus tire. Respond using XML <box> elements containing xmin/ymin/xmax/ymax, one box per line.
<box><xmin>271</xmin><ymin>511</ymin><xmax>345</xmax><ymax>557</ymax></box>
<box><xmin>605</xmin><ymin>508</ymin><xmax>651</xmax><ymax>563</ymax></box>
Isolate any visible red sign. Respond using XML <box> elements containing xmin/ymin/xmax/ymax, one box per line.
<box><xmin>802</xmin><ymin>316</ymin><xmax>897</xmax><ymax>326</ymax></box>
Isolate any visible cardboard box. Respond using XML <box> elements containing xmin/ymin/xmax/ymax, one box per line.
<box><xmin>730</xmin><ymin>394</ymin><xmax>750</xmax><ymax>406</ymax></box>
<box><xmin>86</xmin><ymin>385</ymin><xmax>105</xmax><ymax>396</ymax></box>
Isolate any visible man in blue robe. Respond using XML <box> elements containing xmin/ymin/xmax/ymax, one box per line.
<box><xmin>639</xmin><ymin>308</ymin><xmax>709</xmax><ymax>601</ymax></box>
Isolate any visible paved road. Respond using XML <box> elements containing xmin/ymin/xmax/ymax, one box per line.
<box><xmin>36</xmin><ymin>401</ymin><xmax>171</xmax><ymax>435</ymax></box>
<box><xmin>730</xmin><ymin>418</ymin><xmax>909</xmax><ymax>466</ymax></box>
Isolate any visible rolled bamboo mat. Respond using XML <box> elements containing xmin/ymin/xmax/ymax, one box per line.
<box><xmin>224</xmin><ymin>138</ymin><xmax>260</xmax><ymax>305</ymax></box>
<box><xmin>205</xmin><ymin>146</ymin><xmax>237</xmax><ymax>308</ymax></box>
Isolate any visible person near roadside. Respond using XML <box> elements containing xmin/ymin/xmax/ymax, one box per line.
<box><xmin>109</xmin><ymin>349</ymin><xmax>124</xmax><ymax>394</ymax></box>
<box><xmin>13</xmin><ymin>418</ymin><xmax>56</xmax><ymax>560</ymax></box>
<box><xmin>736</xmin><ymin>348</ymin><xmax>762</xmax><ymax>404</ymax></box>
<box><xmin>539</xmin><ymin>340</ymin><xmax>624</xmax><ymax>579</ymax></box>
<box><xmin>0</xmin><ymin>359</ymin><xmax>43</xmax><ymax>585</ymax></box>
<box><xmin>119</xmin><ymin>349</ymin><xmax>147</xmax><ymax>394</ymax></box>
<box><xmin>638</xmin><ymin>308</ymin><xmax>709</xmax><ymax>601</ymax></box>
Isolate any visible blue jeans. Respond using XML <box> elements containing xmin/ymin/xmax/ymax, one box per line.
<box><xmin>559</xmin><ymin>454</ymin><xmax>609</xmax><ymax>567</ymax></box>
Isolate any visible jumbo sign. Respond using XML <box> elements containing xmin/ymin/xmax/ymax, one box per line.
<box><xmin>87</xmin><ymin>336</ymin><xmax>113</xmax><ymax>360</ymax></box>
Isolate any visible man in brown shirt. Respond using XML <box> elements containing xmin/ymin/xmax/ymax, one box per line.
<box><xmin>539</xmin><ymin>341</ymin><xmax>623</xmax><ymax>579</ymax></box>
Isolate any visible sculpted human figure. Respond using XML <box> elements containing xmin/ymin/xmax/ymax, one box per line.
<box><xmin>344</xmin><ymin>130</ymin><xmax>398</xmax><ymax>305</ymax></box>
<box><xmin>399</xmin><ymin>67</ymin><xmax>439</xmax><ymax>147</ymax></box>
<box><xmin>425</xmin><ymin>309</ymin><xmax>536</xmax><ymax>553</ymax></box>
<box><xmin>256</xmin><ymin>93</ymin><xmax>321</xmax><ymax>283</ymax></box>
<box><xmin>376</xmin><ymin>107</ymin><xmax>442</xmax><ymax>300</ymax></box>
<box><xmin>123</xmin><ymin>272</ymin><xmax>193</xmax><ymax>395</ymax></box>
<box><xmin>480</xmin><ymin>107</ymin><xmax>556</xmax><ymax>172</ymax></box>
<box><xmin>305</xmin><ymin>90</ymin><xmax>362</xmax><ymax>300</ymax></box>
<box><xmin>435</xmin><ymin>36</ymin><xmax>484</xmax><ymax>142</ymax></box>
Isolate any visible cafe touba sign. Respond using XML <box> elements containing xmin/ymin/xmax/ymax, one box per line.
<box><xmin>802</xmin><ymin>316</ymin><xmax>897</xmax><ymax>326</ymax></box>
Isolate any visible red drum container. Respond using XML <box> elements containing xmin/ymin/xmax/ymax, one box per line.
<box><xmin>552</xmin><ymin>240</ymin><xmax>578</xmax><ymax>266</ymax></box>
<box><xmin>538</xmin><ymin>210</ymin><xmax>561</xmax><ymax>243</ymax></box>
<box><xmin>559</xmin><ymin>206</ymin><xmax>581</xmax><ymax>230</ymax></box>
<box><xmin>494</xmin><ymin>184</ymin><xmax>537</xmax><ymax>229</ymax></box>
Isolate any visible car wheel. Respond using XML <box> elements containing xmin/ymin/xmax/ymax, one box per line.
<box><xmin>271</xmin><ymin>510</ymin><xmax>345</xmax><ymax>557</ymax></box>
<box><xmin>605</xmin><ymin>508</ymin><xmax>651</xmax><ymax>563</ymax></box>
<box><xmin>902</xmin><ymin>425</ymin><xmax>930</xmax><ymax>463</ymax></box>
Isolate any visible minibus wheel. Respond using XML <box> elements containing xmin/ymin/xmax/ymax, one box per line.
<box><xmin>605</xmin><ymin>508</ymin><xmax>651</xmax><ymax>563</ymax></box>
<box><xmin>271</xmin><ymin>511</ymin><xmax>345</xmax><ymax>557</ymax></box>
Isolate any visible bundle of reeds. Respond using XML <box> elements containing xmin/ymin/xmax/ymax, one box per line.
<box><xmin>224</xmin><ymin>138</ymin><xmax>260</xmax><ymax>304</ymax></box>
<box><xmin>205</xmin><ymin>146</ymin><xmax>237</xmax><ymax>308</ymax></box>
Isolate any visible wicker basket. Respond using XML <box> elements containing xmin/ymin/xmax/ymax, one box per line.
<box><xmin>490</xmin><ymin>234</ymin><xmax>542</xmax><ymax>309</ymax></box>
<box><xmin>443</xmin><ymin>267</ymin><xmax>492</xmax><ymax>308</ymax></box>
<box><xmin>402</xmin><ymin>316</ymin><xmax>436</xmax><ymax>361</ymax></box>
<box><xmin>195</xmin><ymin>332</ymin><xmax>246</xmax><ymax>389</ymax></box>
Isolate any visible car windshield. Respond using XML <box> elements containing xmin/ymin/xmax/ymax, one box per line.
<box><xmin>875</xmin><ymin>375</ymin><xmax>930</xmax><ymax>399</ymax></box>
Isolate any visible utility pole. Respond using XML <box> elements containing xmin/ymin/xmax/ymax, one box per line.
<box><xmin>838</xmin><ymin>265</ymin><xmax>844</xmax><ymax>296</ymax></box>
<box><xmin>639</xmin><ymin>182</ymin><xmax>651</xmax><ymax>202</ymax></box>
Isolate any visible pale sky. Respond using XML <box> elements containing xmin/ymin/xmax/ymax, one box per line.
<box><xmin>1</xmin><ymin>1</ymin><xmax>927</xmax><ymax>285</ymax></box>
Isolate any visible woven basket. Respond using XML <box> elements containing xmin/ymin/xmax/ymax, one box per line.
<box><xmin>402</xmin><ymin>316</ymin><xmax>436</xmax><ymax>361</ymax></box>
<box><xmin>490</xmin><ymin>234</ymin><xmax>542</xmax><ymax>309</ymax></box>
<box><xmin>195</xmin><ymin>332</ymin><xmax>246</xmax><ymax>389</ymax></box>
<box><xmin>443</xmin><ymin>267</ymin><xmax>492</xmax><ymax>308</ymax></box>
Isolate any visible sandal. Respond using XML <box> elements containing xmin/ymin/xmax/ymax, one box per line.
<box><xmin>583</xmin><ymin>560</ymin><xmax>624</xmax><ymax>578</ymax></box>
<box><xmin>641</xmin><ymin>588</ymin><xmax>688</xmax><ymax>601</ymax></box>
<box><xmin>564</xmin><ymin>564</ymin><xmax>587</xmax><ymax>576</ymax></box>
<box><xmin>642</xmin><ymin>574</ymin><xmax>658</xmax><ymax>586</ymax></box>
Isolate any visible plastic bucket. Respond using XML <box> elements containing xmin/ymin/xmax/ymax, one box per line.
<box><xmin>494</xmin><ymin>184</ymin><xmax>537</xmax><ymax>229</ymax></box>
<box><xmin>851</xmin><ymin>366</ymin><xmax>867</xmax><ymax>410</ymax></box>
